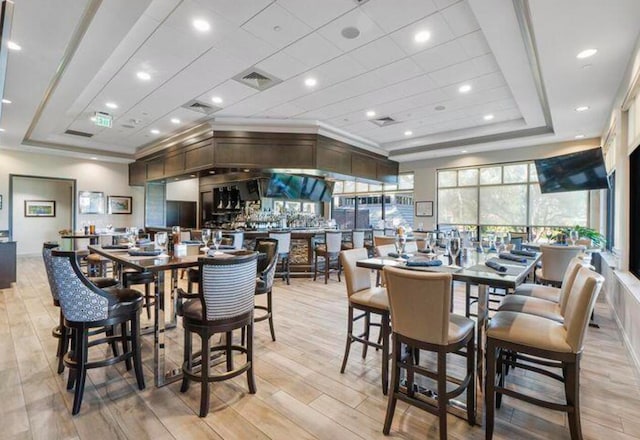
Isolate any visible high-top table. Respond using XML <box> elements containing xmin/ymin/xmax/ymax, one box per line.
<box><xmin>356</xmin><ymin>251</ymin><xmax>541</xmax><ymax>423</ymax></box>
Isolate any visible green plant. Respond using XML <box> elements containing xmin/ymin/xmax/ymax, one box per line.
<box><xmin>559</xmin><ymin>226</ymin><xmax>606</xmax><ymax>247</ymax></box>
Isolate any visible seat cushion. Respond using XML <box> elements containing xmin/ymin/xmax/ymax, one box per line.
<box><xmin>187</xmin><ymin>268</ymin><xmax>200</xmax><ymax>283</ymax></box>
<box><xmin>349</xmin><ymin>287</ymin><xmax>389</xmax><ymax>311</ymax></box>
<box><xmin>107</xmin><ymin>288</ymin><xmax>143</xmax><ymax>317</ymax></box>
<box><xmin>536</xmin><ymin>267</ymin><xmax>561</xmax><ymax>285</ymax></box>
<box><xmin>487</xmin><ymin>311</ymin><xmax>571</xmax><ymax>353</ymax></box>
<box><xmin>513</xmin><ymin>283</ymin><xmax>560</xmax><ymax>302</ymax></box>
<box><xmin>255</xmin><ymin>277</ymin><xmax>268</xmax><ymax>294</ymax></box>
<box><xmin>182</xmin><ymin>299</ymin><xmax>203</xmax><ymax>321</ymax></box>
<box><xmin>89</xmin><ymin>277</ymin><xmax>119</xmax><ymax>288</ymax></box>
<box><xmin>449</xmin><ymin>314</ymin><xmax>474</xmax><ymax>344</ymax></box>
<box><xmin>497</xmin><ymin>295</ymin><xmax>563</xmax><ymax>322</ymax></box>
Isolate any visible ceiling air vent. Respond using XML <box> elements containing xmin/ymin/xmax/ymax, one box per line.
<box><xmin>370</xmin><ymin>116</ymin><xmax>398</xmax><ymax>127</ymax></box>
<box><xmin>64</xmin><ymin>129</ymin><xmax>94</xmax><ymax>138</ymax></box>
<box><xmin>233</xmin><ymin>67</ymin><xmax>282</xmax><ymax>91</ymax></box>
<box><xmin>181</xmin><ymin>99</ymin><xmax>220</xmax><ymax>115</ymax></box>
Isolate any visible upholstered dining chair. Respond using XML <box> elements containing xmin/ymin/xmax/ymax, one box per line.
<box><xmin>536</xmin><ymin>244</ymin><xmax>585</xmax><ymax>286</ymax></box>
<box><xmin>42</xmin><ymin>242</ymin><xmax>119</xmax><ymax>374</ymax></box>
<box><xmin>253</xmin><ymin>238</ymin><xmax>279</xmax><ymax>341</ymax></box>
<box><xmin>339</xmin><ymin>248</ymin><xmax>390</xmax><ymax>394</ymax></box>
<box><xmin>341</xmin><ymin>230</ymin><xmax>366</xmax><ymax>250</ymax></box>
<box><xmin>373</xmin><ymin>235</ymin><xmax>396</xmax><ymax>246</ymax></box>
<box><xmin>49</xmin><ymin>249</ymin><xmax>145</xmax><ymax>415</ymax></box>
<box><xmin>382</xmin><ymin>266</ymin><xmax>475</xmax><ymax>440</ymax></box>
<box><xmin>485</xmin><ymin>266</ymin><xmax>604</xmax><ymax>439</ymax></box>
<box><xmin>179</xmin><ymin>251</ymin><xmax>258</xmax><ymax>417</ymax></box>
<box><xmin>269</xmin><ymin>231</ymin><xmax>292</xmax><ymax>285</ymax></box>
<box><xmin>314</xmin><ymin>230</ymin><xmax>343</xmax><ymax>283</ymax></box>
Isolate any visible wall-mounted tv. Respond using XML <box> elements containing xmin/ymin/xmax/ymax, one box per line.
<box><xmin>534</xmin><ymin>148</ymin><xmax>609</xmax><ymax>194</ymax></box>
<box><xmin>266</xmin><ymin>174</ymin><xmax>333</xmax><ymax>202</ymax></box>
<box><xmin>238</xmin><ymin>179</ymin><xmax>261</xmax><ymax>201</ymax></box>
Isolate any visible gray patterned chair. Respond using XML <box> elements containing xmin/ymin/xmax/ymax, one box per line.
<box><xmin>179</xmin><ymin>251</ymin><xmax>258</xmax><ymax>417</ymax></box>
<box><xmin>42</xmin><ymin>242</ymin><xmax>120</xmax><ymax>374</ymax></box>
<box><xmin>254</xmin><ymin>238</ymin><xmax>279</xmax><ymax>341</ymax></box>
<box><xmin>49</xmin><ymin>249</ymin><xmax>145</xmax><ymax>415</ymax></box>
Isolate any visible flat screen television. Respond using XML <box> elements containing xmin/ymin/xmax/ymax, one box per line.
<box><xmin>266</xmin><ymin>174</ymin><xmax>333</xmax><ymax>201</ymax></box>
<box><xmin>534</xmin><ymin>148</ymin><xmax>609</xmax><ymax>193</ymax></box>
<box><xmin>301</xmin><ymin>176</ymin><xmax>333</xmax><ymax>202</ymax></box>
<box><xmin>238</xmin><ymin>179</ymin><xmax>261</xmax><ymax>201</ymax></box>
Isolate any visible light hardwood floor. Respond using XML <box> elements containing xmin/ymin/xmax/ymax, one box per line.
<box><xmin>2</xmin><ymin>256</ymin><xmax>640</xmax><ymax>440</ymax></box>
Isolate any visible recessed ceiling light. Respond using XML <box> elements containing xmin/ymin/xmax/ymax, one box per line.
<box><xmin>341</xmin><ymin>26</ymin><xmax>360</xmax><ymax>39</ymax></box>
<box><xmin>435</xmin><ymin>105</ymin><xmax>446</xmax><ymax>111</ymax></box>
<box><xmin>170</xmin><ymin>118</ymin><xmax>181</xmax><ymax>124</ymax></box>
<box><xmin>461</xmin><ymin>150</ymin><xmax>468</xmax><ymax>153</ymax></box>
<box><xmin>0</xmin><ymin>128</ymin><xmax>5</xmax><ymax>132</ymax></box>
<box><xmin>366</xmin><ymin>110</ymin><xmax>376</xmax><ymax>118</ymax></box>
<box><xmin>575</xmin><ymin>134</ymin><xmax>585</xmax><ymax>139</ymax></box>
<box><xmin>414</xmin><ymin>30</ymin><xmax>431</xmax><ymax>43</ymax></box>
<box><xmin>211</xmin><ymin>96</ymin><xmax>223</xmax><ymax>104</ymax></box>
<box><xmin>209</xmin><ymin>170</ymin><xmax>215</xmax><ymax>174</ymax></box>
<box><xmin>458</xmin><ymin>84</ymin><xmax>472</xmax><ymax>93</ymax></box>
<box><xmin>136</xmin><ymin>71</ymin><xmax>151</xmax><ymax>81</ymax></box>
<box><xmin>192</xmin><ymin>19</ymin><xmax>211</xmax><ymax>32</ymax></box>
<box><xmin>483</xmin><ymin>114</ymin><xmax>494</xmax><ymax>121</ymax></box>
<box><xmin>304</xmin><ymin>77</ymin><xmax>317</xmax><ymax>87</ymax></box>
<box><xmin>174</xmin><ymin>178</ymin><xmax>179</xmax><ymax>181</ymax></box>
<box><xmin>576</xmin><ymin>48</ymin><xmax>597</xmax><ymax>59</ymax></box>
<box><xmin>190</xmin><ymin>174</ymin><xmax>196</xmax><ymax>177</ymax></box>
<box><xmin>7</xmin><ymin>41</ymin><xmax>21</xmax><ymax>51</ymax></box>
<box><xmin>150</xmin><ymin>129</ymin><xmax>160</xmax><ymax>134</ymax></box>
<box><xmin>575</xmin><ymin>106</ymin><xmax>590</xmax><ymax>112</ymax></box>
<box><xmin>105</xmin><ymin>102</ymin><xmax>118</xmax><ymax>109</ymax></box>
<box><xmin>90</xmin><ymin>157</ymin><xmax>98</xmax><ymax>160</ymax></box>
<box><xmin>243</xmin><ymin>169</ymin><xmax>250</xmax><ymax>172</ymax></box>
<box><xmin>1</xmin><ymin>98</ymin><xmax>11</xmax><ymax>104</ymax></box>
<box><xmin>90</xmin><ymin>116</ymin><xmax>97</xmax><ymax>122</ymax></box>
<box><xmin>404</xmin><ymin>130</ymin><xmax>413</xmax><ymax>136</ymax></box>
<box><xmin>273</xmin><ymin>25</ymin><xmax>281</xmax><ymax>32</ymax></box>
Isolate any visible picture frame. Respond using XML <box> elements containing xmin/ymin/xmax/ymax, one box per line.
<box><xmin>0</xmin><ymin>194</ymin><xmax>2</xmax><ymax>210</ymax></box>
<box><xmin>24</xmin><ymin>200</ymin><xmax>56</xmax><ymax>217</ymax></box>
<box><xmin>78</xmin><ymin>191</ymin><xmax>104</xmax><ymax>214</ymax></box>
<box><xmin>107</xmin><ymin>195</ymin><xmax>132</xmax><ymax>214</ymax></box>
<box><xmin>415</xmin><ymin>200</ymin><xmax>434</xmax><ymax>217</ymax></box>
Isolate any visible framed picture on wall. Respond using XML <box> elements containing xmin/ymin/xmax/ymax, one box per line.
<box><xmin>415</xmin><ymin>200</ymin><xmax>434</xmax><ymax>217</ymax></box>
<box><xmin>24</xmin><ymin>200</ymin><xmax>56</xmax><ymax>217</ymax></box>
<box><xmin>78</xmin><ymin>191</ymin><xmax>104</xmax><ymax>214</ymax></box>
<box><xmin>107</xmin><ymin>195</ymin><xmax>132</xmax><ymax>214</ymax></box>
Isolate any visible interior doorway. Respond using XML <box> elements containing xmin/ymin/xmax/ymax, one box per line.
<box><xmin>9</xmin><ymin>174</ymin><xmax>76</xmax><ymax>255</ymax></box>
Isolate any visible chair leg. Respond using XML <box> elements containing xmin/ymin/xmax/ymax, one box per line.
<box><xmin>120</xmin><ymin>322</ymin><xmax>132</xmax><ymax>371</ymax></box>
<box><xmin>180</xmin><ymin>329</ymin><xmax>192</xmax><ymax>393</ymax></box>
<box><xmin>381</xmin><ymin>313</ymin><xmax>390</xmax><ymax>395</ymax></box>
<box><xmin>362</xmin><ymin>312</ymin><xmax>370</xmax><ymax>359</ymax></box>
<box><xmin>565</xmin><ymin>358</ymin><xmax>583</xmax><ymax>440</ymax></box>
<box><xmin>383</xmin><ymin>333</ymin><xmax>400</xmax><ymax>435</ymax></box>
<box><xmin>437</xmin><ymin>350</ymin><xmax>448</xmax><ymax>440</ymax></box>
<box><xmin>485</xmin><ymin>339</ymin><xmax>496</xmax><ymax>440</ymax></box>
<box><xmin>324</xmin><ymin>256</ymin><xmax>329</xmax><ymax>284</ymax></box>
<box><xmin>313</xmin><ymin>254</ymin><xmax>318</xmax><ymax>281</ymax></box>
<box><xmin>286</xmin><ymin>256</ymin><xmax>290</xmax><ymax>285</ymax></box>
<box><xmin>106</xmin><ymin>325</ymin><xmax>119</xmax><ymax>359</ymax></box>
<box><xmin>465</xmin><ymin>283</ymin><xmax>471</xmax><ymax>317</ymax></box>
<box><xmin>246</xmin><ymin>323</ymin><xmax>257</xmax><ymax>394</ymax></box>
<box><xmin>131</xmin><ymin>313</ymin><xmax>145</xmax><ymax>390</ymax></box>
<box><xmin>267</xmin><ymin>290</ymin><xmax>276</xmax><ymax>341</ymax></box>
<box><xmin>71</xmin><ymin>326</ymin><xmax>89</xmax><ymax>415</ymax></box>
<box><xmin>199</xmin><ymin>330</ymin><xmax>211</xmax><ymax>417</ymax></box>
<box><xmin>225</xmin><ymin>331</ymin><xmax>234</xmax><ymax>372</ymax></box>
<box><xmin>496</xmin><ymin>348</ymin><xmax>505</xmax><ymax>408</ymax></box>
<box><xmin>466</xmin><ymin>335</ymin><xmax>476</xmax><ymax>425</ymax></box>
<box><xmin>66</xmin><ymin>328</ymin><xmax>77</xmax><ymax>390</ymax></box>
<box><xmin>57</xmin><ymin>325</ymin><xmax>69</xmax><ymax>375</ymax></box>
<box><xmin>144</xmin><ymin>283</ymin><xmax>152</xmax><ymax>320</ymax></box>
<box><xmin>340</xmin><ymin>306</ymin><xmax>354</xmax><ymax>374</ymax></box>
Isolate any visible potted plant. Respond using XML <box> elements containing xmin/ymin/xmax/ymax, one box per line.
<box><xmin>558</xmin><ymin>226</ymin><xmax>606</xmax><ymax>248</ymax></box>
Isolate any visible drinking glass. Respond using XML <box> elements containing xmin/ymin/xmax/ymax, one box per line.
<box><xmin>481</xmin><ymin>237</ymin><xmax>491</xmax><ymax>256</ymax></box>
<box><xmin>448</xmin><ymin>237</ymin><xmax>461</xmax><ymax>266</ymax></box>
<box><xmin>394</xmin><ymin>235</ymin><xmax>406</xmax><ymax>254</ymax></box>
<box><xmin>201</xmin><ymin>228</ymin><xmax>211</xmax><ymax>247</ymax></box>
<box><xmin>428</xmin><ymin>233</ymin><xmax>437</xmax><ymax>253</ymax></box>
<box><xmin>212</xmin><ymin>230</ymin><xmax>223</xmax><ymax>250</ymax></box>
<box><xmin>127</xmin><ymin>227</ymin><xmax>138</xmax><ymax>247</ymax></box>
<box><xmin>494</xmin><ymin>236</ymin><xmax>503</xmax><ymax>253</ymax></box>
<box><xmin>156</xmin><ymin>232</ymin><xmax>168</xmax><ymax>251</ymax></box>
<box><xmin>570</xmin><ymin>229</ymin><xmax>579</xmax><ymax>245</ymax></box>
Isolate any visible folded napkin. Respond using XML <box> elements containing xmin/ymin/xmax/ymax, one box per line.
<box><xmin>485</xmin><ymin>259</ymin><xmax>507</xmax><ymax>273</ymax></box>
<box><xmin>182</xmin><ymin>240</ymin><xmax>203</xmax><ymax>245</ymax></box>
<box><xmin>136</xmin><ymin>239</ymin><xmax>152</xmax><ymax>245</ymax></box>
<box><xmin>102</xmin><ymin>244</ymin><xmax>129</xmax><ymax>249</ymax></box>
<box><xmin>499</xmin><ymin>252</ymin><xmax>527</xmax><ymax>263</ymax></box>
<box><xmin>387</xmin><ymin>252</ymin><xmax>410</xmax><ymax>259</ymax></box>
<box><xmin>128</xmin><ymin>249</ymin><xmax>162</xmax><ymax>257</ymax></box>
<box><xmin>210</xmin><ymin>244</ymin><xmax>236</xmax><ymax>250</ymax></box>
<box><xmin>417</xmin><ymin>249</ymin><xmax>434</xmax><ymax>254</ymax></box>
<box><xmin>406</xmin><ymin>259</ymin><xmax>443</xmax><ymax>267</ymax></box>
<box><xmin>510</xmin><ymin>249</ymin><xmax>536</xmax><ymax>257</ymax></box>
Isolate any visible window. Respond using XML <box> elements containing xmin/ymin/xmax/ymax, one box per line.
<box><xmin>606</xmin><ymin>172</ymin><xmax>615</xmax><ymax>251</ymax></box>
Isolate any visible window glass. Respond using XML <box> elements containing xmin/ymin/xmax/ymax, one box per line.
<box><xmin>528</xmin><ymin>184</ymin><xmax>588</xmax><ymax>226</ymax></box>
<box><xmin>343</xmin><ymin>181</ymin><xmax>356</xmax><ymax>193</ymax></box>
<box><xmin>398</xmin><ymin>173</ymin><xmax>414</xmax><ymax>190</ymax></box>
<box><xmin>302</xmin><ymin>203</ymin><xmax>317</xmax><ymax>214</ymax></box>
<box><xmin>358</xmin><ymin>194</ymin><xmax>383</xmax><ymax>228</ymax></box>
<box><xmin>384</xmin><ymin>192</ymin><xmax>414</xmax><ymax>228</ymax></box>
<box><xmin>437</xmin><ymin>188</ymin><xmax>478</xmax><ymax>224</ymax></box>
<box><xmin>331</xmin><ymin>196</ymin><xmax>356</xmax><ymax>229</ymax></box>
<box><xmin>458</xmin><ymin>169</ymin><xmax>478</xmax><ymax>186</ymax></box>
<box><xmin>438</xmin><ymin>170</ymin><xmax>457</xmax><ymax>187</ymax></box>
<box><xmin>480</xmin><ymin>167</ymin><xmax>502</xmax><ymax>185</ymax></box>
<box><xmin>369</xmin><ymin>183</ymin><xmax>382</xmax><ymax>192</ymax></box>
<box><xmin>356</xmin><ymin>182</ymin><xmax>369</xmax><ymax>193</ymax></box>
<box><xmin>333</xmin><ymin>181</ymin><xmax>344</xmax><ymax>194</ymax></box>
<box><xmin>479</xmin><ymin>185</ymin><xmax>527</xmax><ymax>225</ymax></box>
<box><xmin>285</xmin><ymin>201</ymin><xmax>301</xmax><ymax>212</ymax></box>
<box><xmin>384</xmin><ymin>183</ymin><xmax>397</xmax><ymax>191</ymax></box>
<box><xmin>503</xmin><ymin>164</ymin><xmax>528</xmax><ymax>183</ymax></box>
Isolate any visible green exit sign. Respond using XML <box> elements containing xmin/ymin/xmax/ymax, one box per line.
<box><xmin>94</xmin><ymin>112</ymin><xmax>112</xmax><ymax>128</ymax></box>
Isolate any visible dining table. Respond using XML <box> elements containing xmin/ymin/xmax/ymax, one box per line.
<box><xmin>356</xmin><ymin>249</ymin><xmax>541</xmax><ymax>423</ymax></box>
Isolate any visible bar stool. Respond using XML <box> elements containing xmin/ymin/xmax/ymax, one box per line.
<box><xmin>254</xmin><ymin>238</ymin><xmax>279</xmax><ymax>341</ymax></box>
<box><xmin>486</xmin><ymin>267</ymin><xmax>604</xmax><ymax>439</ymax></box>
<box><xmin>122</xmin><ymin>270</ymin><xmax>156</xmax><ymax>320</ymax></box>
<box><xmin>339</xmin><ymin>248</ymin><xmax>390</xmax><ymax>394</ymax></box>
<box><xmin>341</xmin><ymin>230</ymin><xmax>366</xmax><ymax>250</ymax></box>
<box><xmin>314</xmin><ymin>230</ymin><xmax>342</xmax><ymax>283</ymax></box>
<box><xmin>42</xmin><ymin>242</ymin><xmax>120</xmax><ymax>374</ymax></box>
<box><xmin>383</xmin><ymin>266</ymin><xmax>475</xmax><ymax>439</ymax></box>
<box><xmin>269</xmin><ymin>231</ymin><xmax>291</xmax><ymax>285</ymax></box>
<box><xmin>50</xmin><ymin>249</ymin><xmax>145</xmax><ymax>415</ymax></box>
<box><xmin>179</xmin><ymin>252</ymin><xmax>258</xmax><ymax>417</ymax></box>
<box><xmin>223</xmin><ymin>231</ymin><xmax>244</xmax><ymax>250</ymax></box>
<box><xmin>86</xmin><ymin>253</ymin><xmax>110</xmax><ymax>277</ymax></box>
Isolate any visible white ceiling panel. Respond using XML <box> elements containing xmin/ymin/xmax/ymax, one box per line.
<box><xmin>349</xmin><ymin>37</ymin><xmax>406</xmax><ymax>71</ymax></box>
<box><xmin>411</xmin><ymin>39</ymin><xmax>469</xmax><ymax>72</ymax></box>
<box><xmin>196</xmin><ymin>79</ymin><xmax>258</xmax><ymax>107</ymax></box>
<box><xmin>318</xmin><ymin>9</ymin><xmax>386</xmax><ymax>52</ymax></box>
<box><xmin>162</xmin><ymin>0</ymin><xmax>237</xmax><ymax>43</ymax></box>
<box><xmin>258</xmin><ymin>102</ymin><xmax>307</xmax><ymax>118</ymax></box>
<box><xmin>361</xmin><ymin>0</ymin><xmax>438</xmax><ymax>33</ymax></box>
<box><xmin>371</xmin><ymin>58</ymin><xmax>424</xmax><ymax>87</ymax></box>
<box><xmin>195</xmin><ymin>0</ymin><xmax>274</xmax><ymax>26</ymax></box>
<box><xmin>284</xmin><ymin>33</ymin><xmax>343</xmax><ymax>68</ymax></box>
<box><xmin>255</xmin><ymin>51</ymin><xmax>309</xmax><ymax>81</ymax></box>
<box><xmin>278</xmin><ymin>0</ymin><xmax>355</xmax><ymax>29</ymax></box>
<box><xmin>434</xmin><ymin>0</ymin><xmax>460</xmax><ymax>10</ymax></box>
<box><xmin>457</xmin><ymin>30</ymin><xmax>490</xmax><ymax>57</ymax></box>
<box><xmin>213</xmin><ymin>28</ymin><xmax>276</xmax><ymax>67</ymax></box>
<box><xmin>428</xmin><ymin>53</ymin><xmax>499</xmax><ymax>87</ymax></box>
<box><xmin>241</xmin><ymin>3</ymin><xmax>312</xmax><ymax>50</ymax></box>
<box><xmin>440</xmin><ymin>0</ymin><xmax>479</xmax><ymax>37</ymax></box>
<box><xmin>308</xmin><ymin>54</ymin><xmax>367</xmax><ymax>87</ymax></box>
<box><xmin>389</xmin><ymin>12</ymin><xmax>455</xmax><ymax>56</ymax></box>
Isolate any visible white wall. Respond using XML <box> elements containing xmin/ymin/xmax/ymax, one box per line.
<box><xmin>400</xmin><ymin>138</ymin><xmax>602</xmax><ymax>230</ymax></box>
<box><xmin>0</xmin><ymin>149</ymin><xmax>144</xmax><ymax>254</ymax></box>
<box><xmin>13</xmin><ymin>177</ymin><xmax>73</xmax><ymax>254</ymax></box>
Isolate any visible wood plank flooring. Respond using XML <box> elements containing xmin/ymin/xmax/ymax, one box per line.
<box><xmin>1</xmin><ymin>256</ymin><xmax>639</xmax><ymax>440</ymax></box>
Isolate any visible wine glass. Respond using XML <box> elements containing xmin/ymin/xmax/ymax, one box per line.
<box><xmin>448</xmin><ymin>237</ymin><xmax>461</xmax><ymax>266</ymax></box>
<box><xmin>570</xmin><ymin>229</ymin><xmax>579</xmax><ymax>246</ymax></box>
<box><xmin>481</xmin><ymin>237</ymin><xmax>491</xmax><ymax>257</ymax></box>
<box><xmin>494</xmin><ymin>236</ymin><xmax>503</xmax><ymax>253</ymax></box>
<box><xmin>156</xmin><ymin>232</ymin><xmax>167</xmax><ymax>251</ymax></box>
<box><xmin>394</xmin><ymin>235</ymin><xmax>406</xmax><ymax>255</ymax></box>
<box><xmin>201</xmin><ymin>228</ymin><xmax>211</xmax><ymax>247</ymax></box>
<box><xmin>212</xmin><ymin>230</ymin><xmax>223</xmax><ymax>250</ymax></box>
<box><xmin>127</xmin><ymin>227</ymin><xmax>138</xmax><ymax>247</ymax></box>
